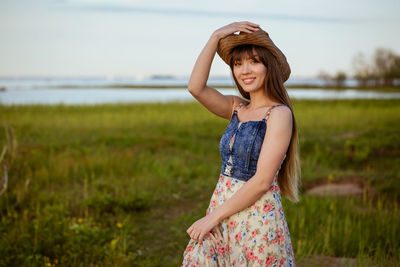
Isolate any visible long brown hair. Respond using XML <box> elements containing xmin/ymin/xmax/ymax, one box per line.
<box><xmin>229</xmin><ymin>44</ymin><xmax>301</xmax><ymax>202</ymax></box>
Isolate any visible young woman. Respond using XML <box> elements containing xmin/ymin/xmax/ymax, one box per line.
<box><xmin>182</xmin><ymin>21</ymin><xmax>301</xmax><ymax>266</ymax></box>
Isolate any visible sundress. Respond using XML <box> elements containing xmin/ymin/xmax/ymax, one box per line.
<box><xmin>182</xmin><ymin>103</ymin><xmax>296</xmax><ymax>267</ymax></box>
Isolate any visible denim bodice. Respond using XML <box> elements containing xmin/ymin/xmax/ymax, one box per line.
<box><xmin>219</xmin><ymin>103</ymin><xmax>286</xmax><ymax>181</ymax></box>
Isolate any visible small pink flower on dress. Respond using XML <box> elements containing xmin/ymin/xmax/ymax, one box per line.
<box><xmin>214</xmin><ymin>189</ymin><xmax>218</xmax><ymax>195</ymax></box>
<box><xmin>211</xmin><ymin>200</ymin><xmax>216</xmax><ymax>207</ymax></box>
<box><xmin>279</xmin><ymin>259</ymin><xmax>285</xmax><ymax>266</ymax></box>
<box><xmin>251</xmin><ymin>230</ymin><xmax>257</xmax><ymax>238</ymax></box>
<box><xmin>218</xmin><ymin>247</ymin><xmax>225</xmax><ymax>255</ymax></box>
<box><xmin>264</xmin><ymin>219</ymin><xmax>269</xmax><ymax>225</ymax></box>
<box><xmin>186</xmin><ymin>245</ymin><xmax>193</xmax><ymax>253</ymax></box>
<box><xmin>269</xmin><ymin>186</ymin><xmax>274</xmax><ymax>192</ymax></box>
<box><xmin>263</xmin><ymin>203</ymin><xmax>272</xmax><ymax>212</ymax></box>
<box><xmin>245</xmin><ymin>221</ymin><xmax>249</xmax><ymax>226</ymax></box>
<box><xmin>258</xmin><ymin>245</ymin><xmax>264</xmax><ymax>253</ymax></box>
<box><xmin>226</xmin><ymin>179</ymin><xmax>232</xmax><ymax>188</ymax></box>
<box><xmin>235</xmin><ymin>232</ymin><xmax>241</xmax><ymax>242</ymax></box>
<box><xmin>266</xmin><ymin>256</ymin><xmax>275</xmax><ymax>266</ymax></box>
<box><xmin>228</xmin><ymin>220</ymin><xmax>235</xmax><ymax>229</ymax></box>
<box><xmin>246</xmin><ymin>250</ymin><xmax>255</xmax><ymax>260</ymax></box>
<box><xmin>277</xmin><ymin>229</ymin><xmax>285</xmax><ymax>242</ymax></box>
<box><xmin>253</xmin><ymin>204</ymin><xmax>258</xmax><ymax>210</ymax></box>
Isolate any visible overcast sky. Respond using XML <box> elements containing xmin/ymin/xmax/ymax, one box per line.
<box><xmin>0</xmin><ymin>0</ymin><xmax>399</xmax><ymax>79</ymax></box>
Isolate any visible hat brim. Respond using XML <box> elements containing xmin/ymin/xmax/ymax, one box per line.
<box><xmin>217</xmin><ymin>29</ymin><xmax>291</xmax><ymax>82</ymax></box>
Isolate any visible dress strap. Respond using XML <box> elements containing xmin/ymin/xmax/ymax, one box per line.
<box><xmin>233</xmin><ymin>102</ymin><xmax>247</xmax><ymax>112</ymax></box>
<box><xmin>264</xmin><ymin>104</ymin><xmax>286</xmax><ymax>120</ymax></box>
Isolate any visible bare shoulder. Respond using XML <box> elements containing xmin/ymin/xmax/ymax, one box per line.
<box><xmin>267</xmin><ymin>105</ymin><xmax>293</xmax><ymax>131</ymax></box>
<box><xmin>271</xmin><ymin>104</ymin><xmax>292</xmax><ymax>117</ymax></box>
<box><xmin>229</xmin><ymin>96</ymin><xmax>249</xmax><ymax>117</ymax></box>
<box><xmin>232</xmin><ymin>95</ymin><xmax>249</xmax><ymax>105</ymax></box>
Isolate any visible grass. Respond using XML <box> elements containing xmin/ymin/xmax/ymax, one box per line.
<box><xmin>0</xmin><ymin>99</ymin><xmax>399</xmax><ymax>266</ymax></box>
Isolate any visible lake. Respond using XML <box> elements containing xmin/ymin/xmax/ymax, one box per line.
<box><xmin>1</xmin><ymin>77</ymin><xmax>399</xmax><ymax>105</ymax></box>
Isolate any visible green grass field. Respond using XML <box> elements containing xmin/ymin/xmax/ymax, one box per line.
<box><xmin>0</xmin><ymin>99</ymin><xmax>399</xmax><ymax>266</ymax></box>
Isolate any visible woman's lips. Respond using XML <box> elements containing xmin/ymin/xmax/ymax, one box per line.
<box><xmin>242</xmin><ymin>78</ymin><xmax>256</xmax><ymax>85</ymax></box>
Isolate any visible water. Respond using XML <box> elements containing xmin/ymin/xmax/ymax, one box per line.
<box><xmin>1</xmin><ymin>77</ymin><xmax>399</xmax><ymax>105</ymax></box>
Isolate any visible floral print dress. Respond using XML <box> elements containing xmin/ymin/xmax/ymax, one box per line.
<box><xmin>182</xmin><ymin>104</ymin><xmax>296</xmax><ymax>267</ymax></box>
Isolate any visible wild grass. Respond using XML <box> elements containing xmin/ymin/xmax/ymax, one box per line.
<box><xmin>0</xmin><ymin>99</ymin><xmax>399</xmax><ymax>266</ymax></box>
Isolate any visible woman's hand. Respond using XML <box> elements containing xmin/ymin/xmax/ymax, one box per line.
<box><xmin>186</xmin><ymin>212</ymin><xmax>220</xmax><ymax>245</ymax></box>
<box><xmin>212</xmin><ymin>21</ymin><xmax>260</xmax><ymax>40</ymax></box>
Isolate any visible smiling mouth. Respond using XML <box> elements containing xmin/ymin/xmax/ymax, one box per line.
<box><xmin>242</xmin><ymin>78</ymin><xmax>256</xmax><ymax>85</ymax></box>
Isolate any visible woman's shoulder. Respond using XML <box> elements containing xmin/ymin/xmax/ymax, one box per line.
<box><xmin>232</xmin><ymin>96</ymin><xmax>249</xmax><ymax>109</ymax></box>
<box><xmin>271</xmin><ymin>103</ymin><xmax>291</xmax><ymax>113</ymax></box>
<box><xmin>269</xmin><ymin>104</ymin><xmax>292</xmax><ymax>118</ymax></box>
<box><xmin>228</xmin><ymin>96</ymin><xmax>249</xmax><ymax>119</ymax></box>
<box><xmin>267</xmin><ymin>104</ymin><xmax>293</xmax><ymax>129</ymax></box>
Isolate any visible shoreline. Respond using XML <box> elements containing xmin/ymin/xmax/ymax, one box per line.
<box><xmin>36</xmin><ymin>84</ymin><xmax>400</xmax><ymax>92</ymax></box>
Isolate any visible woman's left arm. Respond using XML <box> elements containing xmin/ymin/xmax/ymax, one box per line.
<box><xmin>186</xmin><ymin>106</ymin><xmax>293</xmax><ymax>244</ymax></box>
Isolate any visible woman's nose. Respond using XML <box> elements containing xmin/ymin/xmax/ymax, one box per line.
<box><xmin>241</xmin><ymin>63</ymin><xmax>251</xmax><ymax>74</ymax></box>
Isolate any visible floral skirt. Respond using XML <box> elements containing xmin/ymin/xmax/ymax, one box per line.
<box><xmin>182</xmin><ymin>173</ymin><xmax>296</xmax><ymax>267</ymax></box>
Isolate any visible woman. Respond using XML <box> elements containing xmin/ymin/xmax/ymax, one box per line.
<box><xmin>182</xmin><ymin>21</ymin><xmax>301</xmax><ymax>266</ymax></box>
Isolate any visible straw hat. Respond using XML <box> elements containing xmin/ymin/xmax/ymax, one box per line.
<box><xmin>217</xmin><ymin>28</ymin><xmax>291</xmax><ymax>82</ymax></box>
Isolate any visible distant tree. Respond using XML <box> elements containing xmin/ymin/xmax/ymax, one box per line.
<box><xmin>333</xmin><ymin>71</ymin><xmax>347</xmax><ymax>88</ymax></box>
<box><xmin>317</xmin><ymin>70</ymin><xmax>332</xmax><ymax>86</ymax></box>
<box><xmin>352</xmin><ymin>48</ymin><xmax>400</xmax><ymax>87</ymax></box>
<box><xmin>352</xmin><ymin>52</ymin><xmax>374</xmax><ymax>87</ymax></box>
<box><xmin>391</xmin><ymin>56</ymin><xmax>400</xmax><ymax>85</ymax></box>
<box><xmin>375</xmin><ymin>48</ymin><xmax>400</xmax><ymax>86</ymax></box>
<box><xmin>373</xmin><ymin>48</ymin><xmax>396</xmax><ymax>86</ymax></box>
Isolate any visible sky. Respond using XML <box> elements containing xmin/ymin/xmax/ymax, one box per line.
<box><xmin>0</xmin><ymin>0</ymin><xmax>399</xmax><ymax>79</ymax></box>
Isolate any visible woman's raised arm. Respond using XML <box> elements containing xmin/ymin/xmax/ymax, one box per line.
<box><xmin>187</xmin><ymin>22</ymin><xmax>260</xmax><ymax>120</ymax></box>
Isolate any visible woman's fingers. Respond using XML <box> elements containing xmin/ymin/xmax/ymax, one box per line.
<box><xmin>213</xmin><ymin>21</ymin><xmax>260</xmax><ymax>39</ymax></box>
<box><xmin>191</xmin><ymin>231</ymin><xmax>200</xmax><ymax>241</ymax></box>
<box><xmin>242</xmin><ymin>20</ymin><xmax>259</xmax><ymax>26</ymax></box>
<box><xmin>198</xmin><ymin>233</ymin><xmax>204</xmax><ymax>244</ymax></box>
<box><xmin>188</xmin><ymin>225</ymin><xmax>202</xmax><ymax>242</ymax></box>
<box><xmin>187</xmin><ymin>224</ymin><xmax>198</xmax><ymax>240</ymax></box>
<box><xmin>186</xmin><ymin>226</ymin><xmax>192</xmax><ymax>235</ymax></box>
<box><xmin>236</xmin><ymin>23</ymin><xmax>260</xmax><ymax>34</ymax></box>
<box><xmin>238</xmin><ymin>21</ymin><xmax>259</xmax><ymax>29</ymax></box>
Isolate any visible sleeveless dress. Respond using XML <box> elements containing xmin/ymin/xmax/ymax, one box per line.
<box><xmin>182</xmin><ymin>102</ymin><xmax>296</xmax><ymax>267</ymax></box>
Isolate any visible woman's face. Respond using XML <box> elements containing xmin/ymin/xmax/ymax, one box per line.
<box><xmin>233</xmin><ymin>49</ymin><xmax>267</xmax><ymax>93</ymax></box>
